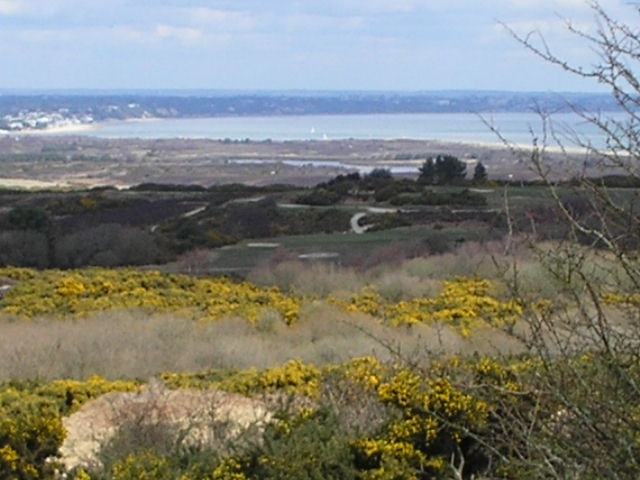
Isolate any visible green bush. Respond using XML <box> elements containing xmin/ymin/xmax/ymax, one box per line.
<box><xmin>5</xmin><ymin>206</ymin><xmax>51</xmax><ymax>232</ymax></box>
<box><xmin>107</xmin><ymin>451</ymin><xmax>181</xmax><ymax>480</ymax></box>
<box><xmin>294</xmin><ymin>189</ymin><xmax>342</xmax><ymax>206</ymax></box>
<box><xmin>0</xmin><ymin>389</ymin><xmax>66</xmax><ymax>480</ymax></box>
<box><xmin>245</xmin><ymin>407</ymin><xmax>358</xmax><ymax>480</ymax></box>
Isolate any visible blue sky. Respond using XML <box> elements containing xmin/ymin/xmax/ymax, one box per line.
<box><xmin>0</xmin><ymin>0</ymin><xmax>634</xmax><ymax>92</ymax></box>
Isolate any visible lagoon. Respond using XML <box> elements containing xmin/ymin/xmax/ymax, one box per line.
<box><xmin>89</xmin><ymin>112</ymin><xmax>614</xmax><ymax>147</ymax></box>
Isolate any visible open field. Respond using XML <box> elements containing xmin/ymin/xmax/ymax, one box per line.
<box><xmin>194</xmin><ymin>222</ymin><xmax>499</xmax><ymax>274</ymax></box>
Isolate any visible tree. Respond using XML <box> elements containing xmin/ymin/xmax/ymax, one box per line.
<box><xmin>436</xmin><ymin>154</ymin><xmax>467</xmax><ymax>184</ymax></box>
<box><xmin>481</xmin><ymin>3</ymin><xmax>640</xmax><ymax>478</ymax></box>
<box><xmin>54</xmin><ymin>224</ymin><xmax>160</xmax><ymax>268</ymax></box>
<box><xmin>6</xmin><ymin>206</ymin><xmax>51</xmax><ymax>232</ymax></box>
<box><xmin>417</xmin><ymin>157</ymin><xmax>435</xmax><ymax>185</ymax></box>
<box><xmin>362</xmin><ymin>168</ymin><xmax>394</xmax><ymax>192</ymax></box>
<box><xmin>0</xmin><ymin>231</ymin><xmax>49</xmax><ymax>268</ymax></box>
<box><xmin>472</xmin><ymin>161</ymin><xmax>488</xmax><ymax>184</ymax></box>
<box><xmin>418</xmin><ymin>154</ymin><xmax>467</xmax><ymax>185</ymax></box>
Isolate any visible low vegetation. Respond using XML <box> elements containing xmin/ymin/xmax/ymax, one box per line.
<box><xmin>2</xmin><ymin>163</ymin><xmax>632</xmax><ymax>274</ymax></box>
<box><xmin>0</xmin><ymin>265</ymin><xmax>522</xmax><ymax>335</ymax></box>
<box><xmin>0</xmin><ymin>155</ymin><xmax>638</xmax><ymax>479</ymax></box>
<box><xmin>4</xmin><ymin>3</ymin><xmax>640</xmax><ymax>477</ymax></box>
<box><xmin>3</xmin><ymin>350</ymin><xmax>639</xmax><ymax>479</ymax></box>
<box><xmin>0</xmin><ymin>225</ymin><xmax>637</xmax><ymax>478</ymax></box>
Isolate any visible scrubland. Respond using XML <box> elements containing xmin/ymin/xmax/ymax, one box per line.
<box><xmin>0</xmin><ymin>139</ymin><xmax>637</xmax><ymax>478</ymax></box>
<box><xmin>1</xmin><ymin>232</ymin><xmax>638</xmax><ymax>479</ymax></box>
<box><xmin>0</xmin><ymin>241</ymin><xmax>532</xmax><ymax>382</ymax></box>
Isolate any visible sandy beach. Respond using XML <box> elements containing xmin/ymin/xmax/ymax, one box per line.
<box><xmin>0</xmin><ymin>123</ymin><xmax>97</xmax><ymax>136</ymax></box>
<box><xmin>0</xmin><ymin>178</ymin><xmax>72</xmax><ymax>189</ymax></box>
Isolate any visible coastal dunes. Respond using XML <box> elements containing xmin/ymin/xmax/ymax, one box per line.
<box><xmin>0</xmin><ymin>136</ymin><xmax>580</xmax><ymax>188</ymax></box>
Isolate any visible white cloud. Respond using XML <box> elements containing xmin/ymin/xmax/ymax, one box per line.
<box><xmin>320</xmin><ymin>0</ymin><xmax>429</xmax><ymax>14</ymax></box>
<box><xmin>152</xmin><ymin>24</ymin><xmax>206</xmax><ymax>46</ymax></box>
<box><xmin>16</xmin><ymin>28</ymin><xmax>72</xmax><ymax>43</ymax></box>
<box><xmin>0</xmin><ymin>0</ymin><xmax>21</xmax><ymax>15</ymax></box>
<box><xmin>283</xmin><ymin>13</ymin><xmax>364</xmax><ymax>31</ymax></box>
<box><xmin>188</xmin><ymin>7</ymin><xmax>258</xmax><ymax>31</ymax></box>
<box><xmin>0</xmin><ymin>0</ymin><xmax>633</xmax><ymax>90</ymax></box>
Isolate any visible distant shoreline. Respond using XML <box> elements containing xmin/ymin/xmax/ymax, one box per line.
<box><xmin>33</xmin><ymin>112</ymin><xmax>609</xmax><ymax>149</ymax></box>
<box><xmin>0</xmin><ymin>113</ymin><xmax>600</xmax><ymax>156</ymax></box>
<box><xmin>0</xmin><ymin>178</ymin><xmax>72</xmax><ymax>189</ymax></box>
<box><xmin>0</xmin><ymin>123</ymin><xmax>97</xmax><ymax>136</ymax></box>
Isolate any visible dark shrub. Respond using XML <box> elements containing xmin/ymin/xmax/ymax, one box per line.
<box><xmin>0</xmin><ymin>231</ymin><xmax>50</xmax><ymax>268</ymax></box>
<box><xmin>246</xmin><ymin>408</ymin><xmax>358</xmax><ymax>480</ymax></box>
<box><xmin>295</xmin><ymin>188</ymin><xmax>342</xmax><ymax>206</ymax></box>
<box><xmin>54</xmin><ymin>224</ymin><xmax>160</xmax><ymax>268</ymax></box>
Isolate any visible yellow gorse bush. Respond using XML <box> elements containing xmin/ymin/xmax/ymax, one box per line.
<box><xmin>0</xmin><ymin>268</ymin><xmax>524</xmax><ymax>337</ymax></box>
<box><xmin>603</xmin><ymin>291</ymin><xmax>640</xmax><ymax>307</ymax></box>
<box><xmin>161</xmin><ymin>359</ymin><xmax>322</xmax><ymax>398</ymax></box>
<box><xmin>0</xmin><ymin>267</ymin><xmax>304</xmax><ymax>325</ymax></box>
<box><xmin>0</xmin><ymin>356</ymin><xmax>567</xmax><ymax>480</ymax></box>
<box><xmin>354</xmin><ymin>366</ymin><xmax>489</xmax><ymax>479</ymax></box>
<box><xmin>212</xmin><ymin>457</ymin><xmax>248</xmax><ymax>480</ymax></box>
<box><xmin>0</xmin><ymin>388</ymin><xmax>67</xmax><ymax>479</ymax></box>
<box><xmin>109</xmin><ymin>450</ymin><xmax>183</xmax><ymax>480</ymax></box>
<box><xmin>332</xmin><ymin>277</ymin><xmax>523</xmax><ymax>336</ymax></box>
<box><xmin>0</xmin><ymin>375</ymin><xmax>142</xmax><ymax>480</ymax></box>
<box><xmin>326</xmin><ymin>355</ymin><xmax>387</xmax><ymax>391</ymax></box>
<box><xmin>36</xmin><ymin>375</ymin><xmax>139</xmax><ymax>415</ymax></box>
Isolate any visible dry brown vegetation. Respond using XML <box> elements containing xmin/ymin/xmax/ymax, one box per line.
<box><xmin>0</xmin><ymin>241</ymin><xmax>546</xmax><ymax>382</ymax></box>
<box><xmin>0</xmin><ymin>135</ymin><xmax>577</xmax><ymax>188</ymax></box>
<box><xmin>0</xmin><ymin>306</ymin><xmax>521</xmax><ymax>382</ymax></box>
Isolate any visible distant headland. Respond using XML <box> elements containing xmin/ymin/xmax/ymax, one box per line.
<box><xmin>0</xmin><ymin>90</ymin><xmax>619</xmax><ymax>134</ymax></box>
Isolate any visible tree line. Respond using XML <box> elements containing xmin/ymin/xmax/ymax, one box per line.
<box><xmin>418</xmin><ymin>154</ymin><xmax>487</xmax><ymax>185</ymax></box>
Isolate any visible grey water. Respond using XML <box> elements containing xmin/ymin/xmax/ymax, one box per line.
<box><xmin>90</xmin><ymin>112</ymin><xmax>618</xmax><ymax>147</ymax></box>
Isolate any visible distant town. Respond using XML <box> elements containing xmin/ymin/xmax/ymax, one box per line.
<box><xmin>1</xmin><ymin>109</ymin><xmax>95</xmax><ymax>132</ymax></box>
<box><xmin>0</xmin><ymin>90</ymin><xmax>619</xmax><ymax>133</ymax></box>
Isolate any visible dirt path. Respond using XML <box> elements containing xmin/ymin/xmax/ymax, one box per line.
<box><xmin>350</xmin><ymin>207</ymin><xmax>397</xmax><ymax>234</ymax></box>
<box><xmin>350</xmin><ymin>212</ymin><xmax>371</xmax><ymax>234</ymax></box>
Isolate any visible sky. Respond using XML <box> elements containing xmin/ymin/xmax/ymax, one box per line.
<box><xmin>0</xmin><ymin>0</ymin><xmax>635</xmax><ymax>92</ymax></box>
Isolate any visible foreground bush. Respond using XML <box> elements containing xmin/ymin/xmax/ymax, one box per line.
<box><xmin>1</xmin><ymin>351</ymin><xmax>640</xmax><ymax>479</ymax></box>
<box><xmin>0</xmin><ymin>377</ymin><xmax>138</xmax><ymax>479</ymax></box>
<box><xmin>0</xmin><ymin>389</ymin><xmax>65</xmax><ymax>479</ymax></box>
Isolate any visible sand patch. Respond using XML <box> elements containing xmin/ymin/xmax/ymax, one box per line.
<box><xmin>0</xmin><ymin>178</ymin><xmax>71</xmax><ymax>189</ymax></box>
<box><xmin>247</xmin><ymin>242</ymin><xmax>281</xmax><ymax>248</ymax></box>
<box><xmin>59</xmin><ymin>383</ymin><xmax>272</xmax><ymax>472</ymax></box>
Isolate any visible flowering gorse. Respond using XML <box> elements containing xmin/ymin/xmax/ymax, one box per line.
<box><xmin>331</xmin><ymin>277</ymin><xmax>523</xmax><ymax>336</ymax></box>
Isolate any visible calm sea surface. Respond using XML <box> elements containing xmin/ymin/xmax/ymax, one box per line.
<box><xmin>90</xmin><ymin>112</ymin><xmax>616</xmax><ymax>147</ymax></box>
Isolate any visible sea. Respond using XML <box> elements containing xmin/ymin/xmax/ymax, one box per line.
<box><xmin>88</xmin><ymin>112</ymin><xmax>618</xmax><ymax>148</ymax></box>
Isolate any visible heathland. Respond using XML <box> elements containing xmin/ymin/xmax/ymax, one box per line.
<box><xmin>0</xmin><ymin>127</ymin><xmax>638</xmax><ymax>480</ymax></box>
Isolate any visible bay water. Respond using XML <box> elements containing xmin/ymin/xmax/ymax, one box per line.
<box><xmin>89</xmin><ymin>112</ymin><xmax>615</xmax><ymax>148</ymax></box>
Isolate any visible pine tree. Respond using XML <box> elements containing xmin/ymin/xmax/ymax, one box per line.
<box><xmin>418</xmin><ymin>155</ymin><xmax>467</xmax><ymax>185</ymax></box>
<box><xmin>435</xmin><ymin>155</ymin><xmax>467</xmax><ymax>184</ymax></box>
<box><xmin>417</xmin><ymin>158</ymin><xmax>435</xmax><ymax>185</ymax></box>
<box><xmin>472</xmin><ymin>161</ymin><xmax>488</xmax><ymax>184</ymax></box>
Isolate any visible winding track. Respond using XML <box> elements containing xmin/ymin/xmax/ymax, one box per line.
<box><xmin>350</xmin><ymin>207</ymin><xmax>396</xmax><ymax>234</ymax></box>
<box><xmin>350</xmin><ymin>212</ymin><xmax>371</xmax><ymax>234</ymax></box>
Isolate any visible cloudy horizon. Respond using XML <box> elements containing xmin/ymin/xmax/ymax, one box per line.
<box><xmin>0</xmin><ymin>1</ymin><xmax>634</xmax><ymax>93</ymax></box>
